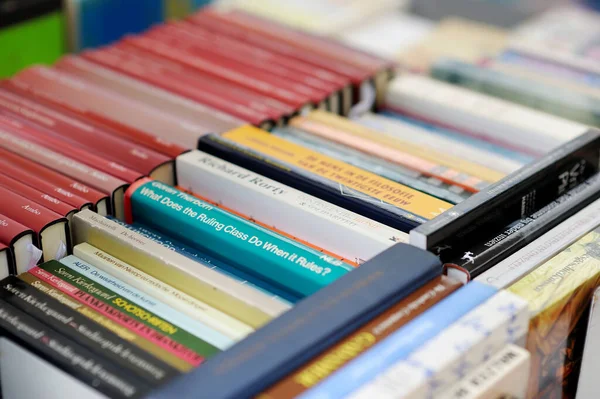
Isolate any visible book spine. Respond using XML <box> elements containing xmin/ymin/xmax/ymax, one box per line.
<box><xmin>444</xmin><ymin>172</ymin><xmax>600</xmax><ymax>281</ymax></box>
<box><xmin>297</xmin><ymin>282</ymin><xmax>498</xmax><ymax>399</ymax></box>
<box><xmin>176</xmin><ymin>150</ymin><xmax>405</xmax><ymax>264</ymax></box>
<box><xmin>0</xmin><ymin>298</ymin><xmax>149</xmax><ymax>398</ymax></box>
<box><xmin>126</xmin><ymin>179</ymin><xmax>352</xmax><ymax>297</ymax></box>
<box><xmin>350</xmin><ymin>290</ymin><xmax>529</xmax><ymax>398</ymax></box>
<box><xmin>59</xmin><ymin>254</ymin><xmax>234</xmax><ymax>350</ymax></box>
<box><xmin>260</xmin><ymin>276</ymin><xmax>462</xmax><ymax>398</ymax></box>
<box><xmin>476</xmin><ymin>196</ymin><xmax>600</xmax><ymax>288</ymax></box>
<box><xmin>19</xmin><ymin>273</ymin><xmax>193</xmax><ymax>372</ymax></box>
<box><xmin>29</xmin><ymin>264</ymin><xmax>205</xmax><ymax>366</ymax></box>
<box><xmin>71</xmin><ymin>209</ymin><xmax>290</xmax><ymax>328</ymax></box>
<box><xmin>409</xmin><ymin>129</ymin><xmax>600</xmax><ymax>253</ymax></box>
<box><xmin>73</xmin><ymin>243</ymin><xmax>253</xmax><ymax>341</ymax></box>
<box><xmin>0</xmin><ymin>276</ymin><xmax>180</xmax><ymax>385</ymax></box>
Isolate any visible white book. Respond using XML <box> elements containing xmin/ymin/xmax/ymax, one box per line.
<box><xmin>476</xmin><ymin>197</ymin><xmax>600</xmax><ymax>289</ymax></box>
<box><xmin>384</xmin><ymin>74</ymin><xmax>589</xmax><ymax>155</ymax></box>
<box><xmin>177</xmin><ymin>150</ymin><xmax>406</xmax><ymax>265</ymax></box>
<box><xmin>439</xmin><ymin>344</ymin><xmax>530</xmax><ymax>399</ymax></box>
<box><xmin>348</xmin><ymin>290</ymin><xmax>529</xmax><ymax>399</ymax></box>
<box><xmin>71</xmin><ymin>209</ymin><xmax>290</xmax><ymax>329</ymax></box>
<box><xmin>355</xmin><ymin>112</ymin><xmax>523</xmax><ymax>174</ymax></box>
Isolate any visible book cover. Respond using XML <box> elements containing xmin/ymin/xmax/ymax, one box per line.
<box><xmin>0</xmin><ymin>214</ymin><xmax>40</xmax><ymax>274</ymax></box>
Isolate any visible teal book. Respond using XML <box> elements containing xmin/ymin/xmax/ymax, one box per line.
<box><xmin>124</xmin><ymin>179</ymin><xmax>353</xmax><ymax>298</ymax></box>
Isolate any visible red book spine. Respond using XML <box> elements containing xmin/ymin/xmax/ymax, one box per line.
<box><xmin>0</xmin><ymin>214</ymin><xmax>37</xmax><ymax>249</ymax></box>
<box><xmin>0</xmin><ymin>88</ymin><xmax>171</xmax><ymax>176</ymax></box>
<box><xmin>0</xmin><ymin>185</ymin><xmax>65</xmax><ymax>235</ymax></box>
<box><xmin>0</xmin><ymin>80</ymin><xmax>186</xmax><ymax>158</ymax></box>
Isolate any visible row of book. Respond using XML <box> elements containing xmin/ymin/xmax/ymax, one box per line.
<box><xmin>1</xmin><ymin>3</ymin><xmax>600</xmax><ymax>399</ymax></box>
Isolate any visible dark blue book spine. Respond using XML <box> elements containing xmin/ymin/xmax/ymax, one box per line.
<box><xmin>148</xmin><ymin>243</ymin><xmax>442</xmax><ymax>399</ymax></box>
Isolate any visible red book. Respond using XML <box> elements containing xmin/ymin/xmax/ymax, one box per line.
<box><xmin>0</xmin><ymin>214</ymin><xmax>39</xmax><ymax>274</ymax></box>
<box><xmin>0</xmin><ymin>88</ymin><xmax>174</xmax><ymax>180</ymax></box>
<box><xmin>0</xmin><ymin>148</ymin><xmax>108</xmax><ymax>215</ymax></box>
<box><xmin>0</xmin><ymin>173</ymin><xmax>77</xmax><ymax>223</ymax></box>
<box><xmin>0</xmin><ymin>243</ymin><xmax>13</xmax><ymax>278</ymax></box>
<box><xmin>122</xmin><ymin>35</ymin><xmax>311</xmax><ymax>110</ymax></box>
<box><xmin>0</xmin><ymin>185</ymin><xmax>70</xmax><ymax>263</ymax></box>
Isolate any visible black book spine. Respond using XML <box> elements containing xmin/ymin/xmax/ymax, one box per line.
<box><xmin>0</xmin><ymin>276</ymin><xmax>180</xmax><ymax>386</ymax></box>
<box><xmin>198</xmin><ymin>134</ymin><xmax>423</xmax><ymax>232</ymax></box>
<box><xmin>0</xmin><ymin>298</ymin><xmax>151</xmax><ymax>398</ymax></box>
<box><xmin>444</xmin><ymin>172</ymin><xmax>600</xmax><ymax>281</ymax></box>
<box><xmin>0</xmin><ymin>0</ymin><xmax>62</xmax><ymax>29</ymax></box>
<box><xmin>411</xmin><ymin>129</ymin><xmax>600</xmax><ymax>252</ymax></box>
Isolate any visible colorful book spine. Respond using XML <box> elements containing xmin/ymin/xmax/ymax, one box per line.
<box><xmin>297</xmin><ymin>282</ymin><xmax>497</xmax><ymax>399</ymax></box>
<box><xmin>349</xmin><ymin>290</ymin><xmax>529</xmax><ymax>398</ymax></box>
<box><xmin>73</xmin><ymin>242</ymin><xmax>253</xmax><ymax>341</ymax></box>
<box><xmin>59</xmin><ymin>254</ymin><xmax>234</xmax><ymax>350</ymax></box>
<box><xmin>125</xmin><ymin>179</ymin><xmax>353</xmax><ymax>298</ymax></box>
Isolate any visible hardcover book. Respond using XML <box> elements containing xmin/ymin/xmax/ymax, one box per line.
<box><xmin>0</xmin><ymin>214</ymin><xmax>39</xmax><ymax>274</ymax></box>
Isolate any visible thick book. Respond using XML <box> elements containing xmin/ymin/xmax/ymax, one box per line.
<box><xmin>350</xmin><ymin>290</ymin><xmax>529</xmax><ymax>398</ymax></box>
<box><xmin>71</xmin><ymin>209</ymin><xmax>290</xmax><ymax>329</ymax></box>
<box><xmin>296</xmin><ymin>282</ymin><xmax>497</xmax><ymax>399</ymax></box>
<box><xmin>0</xmin><ymin>148</ymin><xmax>101</xmax><ymax>213</ymax></box>
<box><xmin>176</xmin><ymin>150</ymin><xmax>406</xmax><ymax>265</ymax></box>
<box><xmin>410</xmin><ymin>129</ymin><xmax>600</xmax><ymax>255</ymax></box>
<box><xmin>0</xmin><ymin>88</ymin><xmax>175</xmax><ymax>181</ymax></box>
<box><xmin>0</xmin><ymin>244</ymin><xmax>12</xmax><ymax>279</ymax></box>
<box><xmin>0</xmin><ymin>276</ymin><xmax>180</xmax><ymax>386</ymax></box>
<box><xmin>0</xmin><ymin>214</ymin><xmax>39</xmax><ymax>274</ymax></box>
<box><xmin>0</xmin><ymin>186</ymin><xmax>69</xmax><ymax>263</ymax></box>
<box><xmin>508</xmin><ymin>227</ymin><xmax>600</xmax><ymax>398</ymax></box>
<box><xmin>197</xmin><ymin>126</ymin><xmax>453</xmax><ymax>232</ymax></box>
<box><xmin>260</xmin><ymin>276</ymin><xmax>461</xmax><ymax>398</ymax></box>
<box><xmin>125</xmin><ymin>179</ymin><xmax>352</xmax><ymax>298</ymax></box>
<box><xmin>148</xmin><ymin>243</ymin><xmax>441</xmax><ymax>399</ymax></box>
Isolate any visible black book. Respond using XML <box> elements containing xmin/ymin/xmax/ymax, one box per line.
<box><xmin>0</xmin><ymin>276</ymin><xmax>180</xmax><ymax>386</ymax></box>
<box><xmin>410</xmin><ymin>129</ymin><xmax>600</xmax><ymax>259</ymax></box>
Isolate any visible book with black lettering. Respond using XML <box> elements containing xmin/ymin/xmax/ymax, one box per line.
<box><xmin>0</xmin><ymin>296</ymin><xmax>150</xmax><ymax>398</ymax></box>
<box><xmin>0</xmin><ymin>276</ymin><xmax>179</xmax><ymax>386</ymax></box>
<box><xmin>444</xmin><ymin>172</ymin><xmax>600</xmax><ymax>282</ymax></box>
<box><xmin>410</xmin><ymin>129</ymin><xmax>600</xmax><ymax>257</ymax></box>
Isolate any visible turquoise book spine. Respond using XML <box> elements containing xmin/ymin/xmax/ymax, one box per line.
<box><xmin>125</xmin><ymin>180</ymin><xmax>352</xmax><ymax>298</ymax></box>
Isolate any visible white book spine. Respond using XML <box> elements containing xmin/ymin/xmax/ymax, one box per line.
<box><xmin>349</xmin><ymin>290</ymin><xmax>529</xmax><ymax>399</ymax></box>
<box><xmin>439</xmin><ymin>344</ymin><xmax>530</xmax><ymax>399</ymax></box>
<box><xmin>177</xmin><ymin>150</ymin><xmax>406</xmax><ymax>264</ymax></box>
<box><xmin>476</xmin><ymin>197</ymin><xmax>600</xmax><ymax>289</ymax></box>
<box><xmin>385</xmin><ymin>75</ymin><xmax>588</xmax><ymax>154</ymax></box>
<box><xmin>73</xmin><ymin>243</ymin><xmax>253</xmax><ymax>341</ymax></box>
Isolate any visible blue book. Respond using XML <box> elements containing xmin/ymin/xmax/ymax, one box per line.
<box><xmin>148</xmin><ymin>243</ymin><xmax>442</xmax><ymax>399</ymax></box>
<box><xmin>107</xmin><ymin>216</ymin><xmax>299</xmax><ymax>304</ymax></box>
<box><xmin>298</xmin><ymin>281</ymin><xmax>497</xmax><ymax>399</ymax></box>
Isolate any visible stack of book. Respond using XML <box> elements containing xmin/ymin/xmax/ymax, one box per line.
<box><xmin>2</xmin><ymin>3</ymin><xmax>600</xmax><ymax>399</ymax></box>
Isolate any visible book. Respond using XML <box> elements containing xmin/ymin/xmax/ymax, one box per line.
<box><xmin>71</xmin><ymin>209</ymin><xmax>290</xmax><ymax>328</ymax></box>
<box><xmin>0</xmin><ymin>214</ymin><xmax>40</xmax><ymax>274</ymax></box>
<box><xmin>59</xmin><ymin>254</ymin><xmax>234</xmax><ymax>351</ymax></box>
<box><xmin>0</xmin><ymin>275</ymin><xmax>180</xmax><ymax>386</ymax></box>
<box><xmin>384</xmin><ymin>74</ymin><xmax>590</xmax><ymax>156</ymax></box>
<box><xmin>576</xmin><ymin>285</ymin><xmax>600</xmax><ymax>399</ymax></box>
<box><xmin>125</xmin><ymin>179</ymin><xmax>352</xmax><ymax>298</ymax></box>
<box><xmin>0</xmin><ymin>186</ymin><xmax>69</xmax><ymax>263</ymax></box>
<box><xmin>19</xmin><ymin>272</ymin><xmax>194</xmax><ymax>372</ymax></box>
<box><xmin>296</xmin><ymin>282</ymin><xmax>497</xmax><ymax>399</ymax></box>
<box><xmin>410</xmin><ymin>129</ymin><xmax>600</xmax><ymax>256</ymax></box>
<box><xmin>148</xmin><ymin>243</ymin><xmax>442</xmax><ymax>399</ymax></box>
<box><xmin>0</xmin><ymin>87</ymin><xmax>175</xmax><ymax>181</ymax></box>
<box><xmin>73</xmin><ymin>243</ymin><xmax>253</xmax><ymax>342</ymax></box>
<box><xmin>443</xmin><ymin>173</ymin><xmax>600</xmax><ymax>283</ymax></box>
<box><xmin>30</xmin><ymin>261</ymin><xmax>208</xmax><ymax>367</ymax></box>
<box><xmin>272</xmin><ymin>126</ymin><xmax>471</xmax><ymax>205</ymax></box>
<box><xmin>0</xmin><ymin>244</ymin><xmax>12</xmax><ymax>279</ymax></box>
<box><xmin>0</xmin><ymin>297</ymin><xmax>150</xmax><ymax>398</ymax></box>
<box><xmin>176</xmin><ymin>150</ymin><xmax>405</xmax><ymax>265</ymax></box>
<box><xmin>439</xmin><ymin>344</ymin><xmax>531</xmax><ymax>399</ymax></box>
<box><xmin>0</xmin><ymin>148</ymin><xmax>104</xmax><ymax>214</ymax></box>
<box><xmin>476</xmin><ymin>197</ymin><xmax>600</xmax><ymax>289</ymax></box>
<box><xmin>349</xmin><ymin>290</ymin><xmax>529</xmax><ymax>398</ymax></box>
<box><xmin>197</xmin><ymin>126</ymin><xmax>453</xmax><ymax>232</ymax></box>
<box><xmin>259</xmin><ymin>276</ymin><xmax>461</xmax><ymax>398</ymax></box>
<box><xmin>508</xmin><ymin>227</ymin><xmax>600</xmax><ymax>398</ymax></box>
